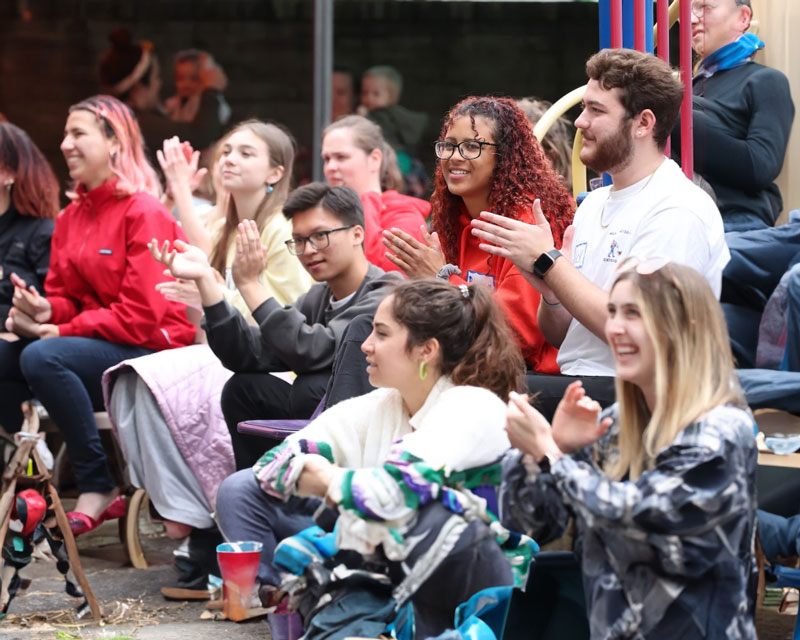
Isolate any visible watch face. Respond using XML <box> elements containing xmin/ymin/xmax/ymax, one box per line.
<box><xmin>533</xmin><ymin>253</ymin><xmax>554</xmax><ymax>278</ymax></box>
<box><xmin>534</xmin><ymin>250</ymin><xmax>561</xmax><ymax>278</ymax></box>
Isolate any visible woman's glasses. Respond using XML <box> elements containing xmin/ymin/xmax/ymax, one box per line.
<box><xmin>434</xmin><ymin>140</ymin><xmax>498</xmax><ymax>160</ymax></box>
<box><xmin>285</xmin><ymin>225</ymin><xmax>354</xmax><ymax>256</ymax></box>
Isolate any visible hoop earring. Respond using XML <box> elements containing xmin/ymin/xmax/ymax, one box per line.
<box><xmin>266</xmin><ymin>184</ymin><xmax>274</xmax><ymax>194</ymax></box>
<box><xmin>418</xmin><ymin>360</ymin><xmax>428</xmax><ymax>381</ymax></box>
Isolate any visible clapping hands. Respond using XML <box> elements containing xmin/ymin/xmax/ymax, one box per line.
<box><xmin>148</xmin><ymin>238</ymin><xmax>212</xmax><ymax>282</ymax></box>
<box><xmin>382</xmin><ymin>225</ymin><xmax>445</xmax><ymax>279</ymax></box>
<box><xmin>551</xmin><ymin>381</ymin><xmax>612</xmax><ymax>453</ymax></box>
<box><xmin>231</xmin><ymin>220</ymin><xmax>267</xmax><ymax>287</ymax></box>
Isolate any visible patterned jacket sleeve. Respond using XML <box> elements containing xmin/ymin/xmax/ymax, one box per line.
<box><xmin>541</xmin><ymin>405</ymin><xmax>756</xmax><ymax>578</ymax></box>
<box><xmin>499</xmin><ymin>405</ymin><xmax>618</xmax><ymax>542</ymax></box>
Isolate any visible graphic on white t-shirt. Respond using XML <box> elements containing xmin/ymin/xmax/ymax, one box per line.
<box><xmin>573</xmin><ymin>242</ymin><xmax>587</xmax><ymax>269</ymax></box>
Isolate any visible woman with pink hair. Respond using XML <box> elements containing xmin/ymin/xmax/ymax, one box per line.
<box><xmin>0</xmin><ymin>95</ymin><xmax>195</xmax><ymax>535</ymax></box>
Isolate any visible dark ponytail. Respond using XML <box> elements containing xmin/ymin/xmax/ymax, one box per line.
<box><xmin>390</xmin><ymin>279</ymin><xmax>525</xmax><ymax>400</ymax></box>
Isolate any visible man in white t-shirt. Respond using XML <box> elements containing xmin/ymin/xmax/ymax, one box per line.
<box><xmin>471</xmin><ymin>48</ymin><xmax>729</xmax><ymax>417</ymax></box>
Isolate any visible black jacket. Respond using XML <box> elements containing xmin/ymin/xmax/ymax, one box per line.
<box><xmin>673</xmin><ymin>62</ymin><xmax>795</xmax><ymax>228</ymax></box>
<box><xmin>204</xmin><ymin>264</ymin><xmax>402</xmax><ymax>374</ymax></box>
<box><xmin>0</xmin><ymin>204</ymin><xmax>54</xmax><ymax>324</ymax></box>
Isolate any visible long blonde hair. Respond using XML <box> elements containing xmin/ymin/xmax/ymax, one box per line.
<box><xmin>607</xmin><ymin>262</ymin><xmax>745</xmax><ymax>481</ymax></box>
<box><xmin>209</xmin><ymin>119</ymin><xmax>295</xmax><ymax>274</ymax></box>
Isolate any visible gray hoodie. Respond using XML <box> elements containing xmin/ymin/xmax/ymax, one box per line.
<box><xmin>204</xmin><ymin>264</ymin><xmax>402</xmax><ymax>374</ymax></box>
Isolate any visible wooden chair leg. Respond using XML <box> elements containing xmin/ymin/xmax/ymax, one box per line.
<box><xmin>119</xmin><ymin>489</ymin><xmax>149</xmax><ymax>569</ymax></box>
<box><xmin>46</xmin><ymin>481</ymin><xmax>102</xmax><ymax>620</ymax></box>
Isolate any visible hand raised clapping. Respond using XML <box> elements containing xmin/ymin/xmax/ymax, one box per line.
<box><xmin>148</xmin><ymin>238</ymin><xmax>212</xmax><ymax>282</ymax></box>
<box><xmin>231</xmin><ymin>220</ymin><xmax>267</xmax><ymax>287</ymax></box>
<box><xmin>551</xmin><ymin>381</ymin><xmax>613</xmax><ymax>453</ymax></box>
<box><xmin>382</xmin><ymin>224</ymin><xmax>445</xmax><ymax>279</ymax></box>
<box><xmin>506</xmin><ymin>391</ymin><xmax>562</xmax><ymax>463</ymax></box>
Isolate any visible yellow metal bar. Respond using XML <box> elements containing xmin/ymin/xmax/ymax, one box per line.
<box><xmin>533</xmin><ymin>85</ymin><xmax>588</xmax><ymax>198</ymax></box>
<box><xmin>533</xmin><ymin>85</ymin><xmax>586</xmax><ymax>143</ymax></box>
<box><xmin>571</xmin><ymin>129</ymin><xmax>587</xmax><ymax>198</ymax></box>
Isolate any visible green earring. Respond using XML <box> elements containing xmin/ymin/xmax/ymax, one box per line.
<box><xmin>418</xmin><ymin>360</ymin><xmax>428</xmax><ymax>381</ymax></box>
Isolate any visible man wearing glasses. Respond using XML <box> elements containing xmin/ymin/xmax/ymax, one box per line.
<box><xmin>202</xmin><ymin>182</ymin><xmax>401</xmax><ymax>469</ymax></box>
<box><xmin>672</xmin><ymin>0</ymin><xmax>793</xmax><ymax>232</ymax></box>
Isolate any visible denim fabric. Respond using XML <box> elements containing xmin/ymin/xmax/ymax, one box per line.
<box><xmin>0</xmin><ymin>336</ymin><xmax>151</xmax><ymax>492</ymax></box>
<box><xmin>737</xmin><ymin>369</ymin><xmax>800</xmax><ymax>415</ymax></box>
<box><xmin>786</xmin><ymin>264</ymin><xmax>800</xmax><ymax>372</ymax></box>
<box><xmin>757</xmin><ymin>509</ymin><xmax>800</xmax><ymax>561</ymax></box>
<box><xmin>215</xmin><ymin>468</ymin><xmax>321</xmax><ymax>586</ymax></box>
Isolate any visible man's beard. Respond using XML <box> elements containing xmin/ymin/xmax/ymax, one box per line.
<box><xmin>581</xmin><ymin>119</ymin><xmax>634</xmax><ymax>174</ymax></box>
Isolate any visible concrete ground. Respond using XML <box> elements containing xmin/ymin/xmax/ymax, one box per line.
<box><xmin>0</xmin><ymin>505</ymin><xmax>797</xmax><ymax>639</ymax></box>
<box><xmin>0</xmin><ymin>510</ymin><xmax>268</xmax><ymax>640</ymax></box>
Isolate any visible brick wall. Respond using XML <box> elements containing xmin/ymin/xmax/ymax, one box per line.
<box><xmin>0</xmin><ymin>0</ymin><xmax>598</xmax><ymax>195</ymax></box>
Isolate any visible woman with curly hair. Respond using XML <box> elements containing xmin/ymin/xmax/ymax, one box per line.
<box><xmin>383</xmin><ymin>96</ymin><xmax>574</xmax><ymax>373</ymax></box>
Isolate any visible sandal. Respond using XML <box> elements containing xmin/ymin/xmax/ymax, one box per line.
<box><xmin>66</xmin><ymin>495</ymin><xmax>127</xmax><ymax>536</ymax></box>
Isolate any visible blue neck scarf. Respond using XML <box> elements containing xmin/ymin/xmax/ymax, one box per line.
<box><xmin>697</xmin><ymin>33</ymin><xmax>765</xmax><ymax>78</ymax></box>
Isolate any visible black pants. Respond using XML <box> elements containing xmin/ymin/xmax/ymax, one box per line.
<box><xmin>221</xmin><ymin>371</ymin><xmax>330</xmax><ymax>470</ymax></box>
<box><xmin>525</xmin><ymin>373</ymin><xmax>616</xmax><ymax>422</ymax></box>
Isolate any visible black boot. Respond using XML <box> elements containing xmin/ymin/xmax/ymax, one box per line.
<box><xmin>161</xmin><ymin>526</ymin><xmax>223</xmax><ymax>600</ymax></box>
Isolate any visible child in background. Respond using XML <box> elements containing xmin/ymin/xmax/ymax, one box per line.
<box><xmin>357</xmin><ymin>65</ymin><xmax>428</xmax><ymax>194</ymax></box>
<box><xmin>164</xmin><ymin>50</ymin><xmax>231</xmax><ymax>146</ymax></box>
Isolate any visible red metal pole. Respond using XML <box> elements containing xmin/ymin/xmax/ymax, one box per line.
<box><xmin>610</xmin><ymin>0</ymin><xmax>623</xmax><ymax>48</ymax></box>
<box><xmin>657</xmin><ymin>0</ymin><xmax>670</xmax><ymax>62</ymax></box>
<box><xmin>679</xmin><ymin>0</ymin><xmax>694</xmax><ymax>178</ymax></box>
<box><xmin>657</xmin><ymin>0</ymin><xmax>671</xmax><ymax>156</ymax></box>
<box><xmin>634</xmin><ymin>0</ymin><xmax>646</xmax><ymax>52</ymax></box>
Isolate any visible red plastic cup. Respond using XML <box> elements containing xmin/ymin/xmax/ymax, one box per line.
<box><xmin>216</xmin><ymin>541</ymin><xmax>263</xmax><ymax>621</ymax></box>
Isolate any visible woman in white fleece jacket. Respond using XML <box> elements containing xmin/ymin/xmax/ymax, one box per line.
<box><xmin>216</xmin><ymin>278</ymin><xmax>534</xmax><ymax>638</ymax></box>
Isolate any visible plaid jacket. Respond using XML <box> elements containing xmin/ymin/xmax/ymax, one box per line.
<box><xmin>500</xmin><ymin>403</ymin><xmax>758</xmax><ymax>639</ymax></box>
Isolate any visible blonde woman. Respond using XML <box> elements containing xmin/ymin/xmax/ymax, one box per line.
<box><xmin>104</xmin><ymin>121</ymin><xmax>312</xmax><ymax>597</ymax></box>
<box><xmin>500</xmin><ymin>259</ymin><xmax>757</xmax><ymax>639</ymax></box>
<box><xmin>156</xmin><ymin>120</ymin><xmax>312</xmax><ymax>320</ymax></box>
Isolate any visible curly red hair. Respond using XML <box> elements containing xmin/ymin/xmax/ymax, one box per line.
<box><xmin>430</xmin><ymin>96</ymin><xmax>575</xmax><ymax>264</ymax></box>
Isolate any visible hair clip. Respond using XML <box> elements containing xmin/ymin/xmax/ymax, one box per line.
<box><xmin>459</xmin><ymin>284</ymin><xmax>470</xmax><ymax>299</ymax></box>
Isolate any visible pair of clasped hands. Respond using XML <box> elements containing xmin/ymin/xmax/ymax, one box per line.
<box><xmin>2</xmin><ymin>274</ymin><xmax>58</xmax><ymax>342</ymax></box>
<box><xmin>381</xmin><ymin>199</ymin><xmax>575</xmax><ymax>294</ymax></box>
<box><xmin>148</xmin><ymin>218</ymin><xmax>267</xmax><ymax>309</ymax></box>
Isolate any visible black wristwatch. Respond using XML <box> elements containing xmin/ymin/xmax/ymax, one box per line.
<box><xmin>532</xmin><ymin>249</ymin><xmax>562</xmax><ymax>279</ymax></box>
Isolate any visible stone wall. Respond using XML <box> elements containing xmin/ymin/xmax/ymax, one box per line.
<box><xmin>0</xmin><ymin>0</ymin><xmax>598</xmax><ymax>192</ymax></box>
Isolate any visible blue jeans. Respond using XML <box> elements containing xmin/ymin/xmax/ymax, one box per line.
<box><xmin>737</xmin><ymin>369</ymin><xmax>800</xmax><ymax>415</ymax></box>
<box><xmin>786</xmin><ymin>263</ymin><xmax>800</xmax><ymax>372</ymax></box>
<box><xmin>0</xmin><ymin>336</ymin><xmax>151</xmax><ymax>493</ymax></box>
<box><xmin>757</xmin><ymin>509</ymin><xmax>800</xmax><ymax>561</ymax></box>
<box><xmin>215</xmin><ymin>469</ymin><xmax>320</xmax><ymax>586</ymax></box>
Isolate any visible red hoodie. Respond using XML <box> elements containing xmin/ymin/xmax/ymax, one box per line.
<box><xmin>448</xmin><ymin>208</ymin><xmax>559</xmax><ymax>374</ymax></box>
<box><xmin>361</xmin><ymin>190</ymin><xmax>431</xmax><ymax>273</ymax></box>
<box><xmin>45</xmin><ymin>180</ymin><xmax>196</xmax><ymax>349</ymax></box>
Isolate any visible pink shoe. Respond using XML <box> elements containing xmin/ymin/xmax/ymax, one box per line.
<box><xmin>66</xmin><ymin>495</ymin><xmax>126</xmax><ymax>536</ymax></box>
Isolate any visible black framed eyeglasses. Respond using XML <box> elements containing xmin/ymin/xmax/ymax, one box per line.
<box><xmin>434</xmin><ymin>140</ymin><xmax>498</xmax><ymax>160</ymax></box>
<box><xmin>285</xmin><ymin>225</ymin><xmax>354</xmax><ymax>256</ymax></box>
